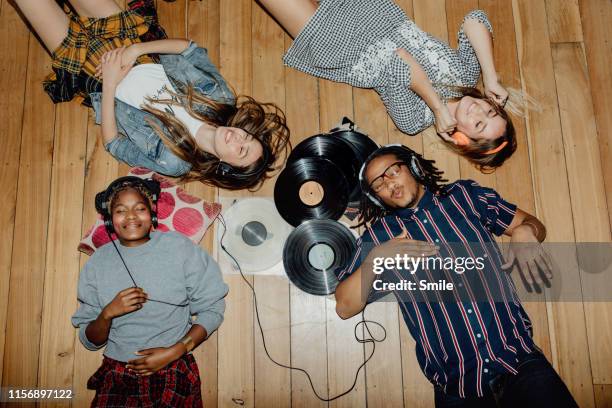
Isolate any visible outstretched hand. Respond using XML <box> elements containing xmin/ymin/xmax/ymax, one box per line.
<box><xmin>501</xmin><ymin>225</ymin><xmax>553</xmax><ymax>288</ymax></box>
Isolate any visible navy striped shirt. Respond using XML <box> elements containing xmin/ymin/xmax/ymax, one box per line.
<box><xmin>339</xmin><ymin>180</ymin><xmax>535</xmax><ymax>398</ymax></box>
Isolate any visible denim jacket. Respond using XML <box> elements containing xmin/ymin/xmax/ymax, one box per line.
<box><xmin>90</xmin><ymin>41</ymin><xmax>235</xmax><ymax>177</ymax></box>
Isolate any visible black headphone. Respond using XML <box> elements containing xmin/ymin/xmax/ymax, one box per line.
<box><xmin>95</xmin><ymin>176</ymin><xmax>161</xmax><ymax>234</ymax></box>
<box><xmin>214</xmin><ymin>143</ymin><xmax>272</xmax><ymax>182</ymax></box>
<box><xmin>358</xmin><ymin>144</ymin><xmax>426</xmax><ymax>209</ymax></box>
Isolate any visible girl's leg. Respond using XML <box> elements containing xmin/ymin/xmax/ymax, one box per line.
<box><xmin>257</xmin><ymin>0</ymin><xmax>318</xmax><ymax>38</ymax></box>
<box><xmin>13</xmin><ymin>0</ymin><xmax>69</xmax><ymax>52</ymax></box>
<box><xmin>67</xmin><ymin>0</ymin><xmax>122</xmax><ymax>19</ymax></box>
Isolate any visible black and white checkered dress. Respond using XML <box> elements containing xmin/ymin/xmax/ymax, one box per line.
<box><xmin>283</xmin><ymin>0</ymin><xmax>493</xmax><ymax>135</ymax></box>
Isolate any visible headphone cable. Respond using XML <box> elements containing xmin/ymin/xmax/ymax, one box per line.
<box><xmin>107</xmin><ymin>230</ymin><xmax>189</xmax><ymax>308</ymax></box>
<box><xmin>217</xmin><ymin>213</ymin><xmax>387</xmax><ymax>402</ymax></box>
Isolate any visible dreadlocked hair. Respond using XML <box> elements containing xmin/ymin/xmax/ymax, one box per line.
<box><xmin>141</xmin><ymin>82</ymin><xmax>291</xmax><ymax>191</ymax></box>
<box><xmin>354</xmin><ymin>146</ymin><xmax>448</xmax><ymax>229</ymax></box>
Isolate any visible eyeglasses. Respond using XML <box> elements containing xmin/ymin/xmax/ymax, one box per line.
<box><xmin>369</xmin><ymin>162</ymin><xmax>405</xmax><ymax>193</ymax></box>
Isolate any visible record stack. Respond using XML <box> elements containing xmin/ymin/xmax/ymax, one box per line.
<box><xmin>274</xmin><ymin>121</ymin><xmax>378</xmax><ymax>295</ymax></box>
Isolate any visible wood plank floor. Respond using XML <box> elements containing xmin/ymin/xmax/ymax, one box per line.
<box><xmin>0</xmin><ymin>0</ymin><xmax>610</xmax><ymax>407</ymax></box>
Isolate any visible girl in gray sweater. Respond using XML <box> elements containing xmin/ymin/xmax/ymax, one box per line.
<box><xmin>72</xmin><ymin>177</ymin><xmax>228</xmax><ymax>407</ymax></box>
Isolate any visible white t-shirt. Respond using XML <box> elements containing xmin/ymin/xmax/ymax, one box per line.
<box><xmin>115</xmin><ymin>63</ymin><xmax>205</xmax><ymax>138</ymax></box>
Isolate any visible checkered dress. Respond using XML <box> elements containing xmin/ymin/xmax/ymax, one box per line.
<box><xmin>87</xmin><ymin>354</ymin><xmax>203</xmax><ymax>408</ymax></box>
<box><xmin>283</xmin><ymin>0</ymin><xmax>493</xmax><ymax>135</ymax></box>
<box><xmin>42</xmin><ymin>0</ymin><xmax>167</xmax><ymax>107</ymax></box>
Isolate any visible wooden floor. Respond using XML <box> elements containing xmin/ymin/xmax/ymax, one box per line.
<box><xmin>1</xmin><ymin>0</ymin><xmax>611</xmax><ymax>406</ymax></box>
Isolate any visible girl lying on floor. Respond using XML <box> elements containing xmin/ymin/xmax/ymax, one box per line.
<box><xmin>13</xmin><ymin>0</ymin><xmax>290</xmax><ymax>190</ymax></box>
<box><xmin>259</xmin><ymin>0</ymin><xmax>534</xmax><ymax>171</ymax></box>
<box><xmin>72</xmin><ymin>176</ymin><xmax>228</xmax><ymax>407</ymax></box>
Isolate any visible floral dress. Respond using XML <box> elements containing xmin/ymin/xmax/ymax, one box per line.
<box><xmin>283</xmin><ymin>0</ymin><xmax>493</xmax><ymax>134</ymax></box>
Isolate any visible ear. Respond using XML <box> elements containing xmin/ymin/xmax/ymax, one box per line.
<box><xmin>451</xmin><ymin>131</ymin><xmax>471</xmax><ymax>146</ymax></box>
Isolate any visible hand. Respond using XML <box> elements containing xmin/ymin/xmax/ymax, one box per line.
<box><xmin>501</xmin><ymin>225</ymin><xmax>553</xmax><ymax>287</ymax></box>
<box><xmin>370</xmin><ymin>226</ymin><xmax>438</xmax><ymax>262</ymax></box>
<box><xmin>484</xmin><ymin>77</ymin><xmax>509</xmax><ymax>107</ymax></box>
<box><xmin>98</xmin><ymin>47</ymin><xmax>132</xmax><ymax>85</ymax></box>
<box><xmin>433</xmin><ymin>104</ymin><xmax>458</xmax><ymax>144</ymax></box>
<box><xmin>95</xmin><ymin>44</ymin><xmax>140</xmax><ymax>78</ymax></box>
<box><xmin>102</xmin><ymin>287</ymin><xmax>148</xmax><ymax>320</ymax></box>
<box><xmin>126</xmin><ymin>345</ymin><xmax>184</xmax><ymax>376</ymax></box>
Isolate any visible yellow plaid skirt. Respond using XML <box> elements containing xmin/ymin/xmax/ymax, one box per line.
<box><xmin>43</xmin><ymin>0</ymin><xmax>166</xmax><ymax>106</ymax></box>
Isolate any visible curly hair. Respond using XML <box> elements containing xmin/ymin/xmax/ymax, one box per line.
<box><xmin>108</xmin><ymin>184</ymin><xmax>154</xmax><ymax>214</ymax></box>
<box><xmin>142</xmin><ymin>83</ymin><xmax>291</xmax><ymax>190</ymax></box>
<box><xmin>355</xmin><ymin>146</ymin><xmax>448</xmax><ymax>228</ymax></box>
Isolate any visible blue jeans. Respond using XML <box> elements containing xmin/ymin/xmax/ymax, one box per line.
<box><xmin>434</xmin><ymin>352</ymin><xmax>578</xmax><ymax>408</ymax></box>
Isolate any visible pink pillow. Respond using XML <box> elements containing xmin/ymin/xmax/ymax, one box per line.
<box><xmin>78</xmin><ymin>167</ymin><xmax>221</xmax><ymax>255</ymax></box>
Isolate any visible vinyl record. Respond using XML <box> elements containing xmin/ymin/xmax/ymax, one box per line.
<box><xmin>274</xmin><ymin>157</ymin><xmax>349</xmax><ymax>227</ymax></box>
<box><xmin>332</xmin><ymin>130</ymin><xmax>379</xmax><ymax>203</ymax></box>
<box><xmin>220</xmin><ymin>198</ymin><xmax>293</xmax><ymax>272</ymax></box>
<box><xmin>283</xmin><ymin>219</ymin><xmax>357</xmax><ymax>295</ymax></box>
<box><xmin>333</xmin><ymin>130</ymin><xmax>379</xmax><ymax>164</ymax></box>
<box><xmin>288</xmin><ymin>134</ymin><xmax>360</xmax><ymax>189</ymax></box>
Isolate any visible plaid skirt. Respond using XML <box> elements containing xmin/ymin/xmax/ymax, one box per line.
<box><xmin>42</xmin><ymin>0</ymin><xmax>167</xmax><ymax>107</ymax></box>
<box><xmin>88</xmin><ymin>354</ymin><xmax>203</xmax><ymax>408</ymax></box>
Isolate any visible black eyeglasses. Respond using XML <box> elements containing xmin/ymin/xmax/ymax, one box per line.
<box><xmin>369</xmin><ymin>161</ymin><xmax>406</xmax><ymax>193</ymax></box>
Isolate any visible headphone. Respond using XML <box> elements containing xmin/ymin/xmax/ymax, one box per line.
<box><xmin>95</xmin><ymin>176</ymin><xmax>161</xmax><ymax>234</ymax></box>
<box><xmin>214</xmin><ymin>143</ymin><xmax>273</xmax><ymax>183</ymax></box>
<box><xmin>358</xmin><ymin>144</ymin><xmax>426</xmax><ymax>209</ymax></box>
<box><xmin>451</xmin><ymin>131</ymin><xmax>508</xmax><ymax>155</ymax></box>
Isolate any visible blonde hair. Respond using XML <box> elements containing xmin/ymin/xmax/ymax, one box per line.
<box><xmin>440</xmin><ymin>85</ymin><xmax>524</xmax><ymax>171</ymax></box>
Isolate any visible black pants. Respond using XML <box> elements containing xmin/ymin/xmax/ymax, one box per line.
<box><xmin>434</xmin><ymin>352</ymin><xmax>578</xmax><ymax>408</ymax></box>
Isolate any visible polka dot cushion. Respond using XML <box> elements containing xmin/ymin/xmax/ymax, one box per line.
<box><xmin>78</xmin><ymin>168</ymin><xmax>221</xmax><ymax>255</ymax></box>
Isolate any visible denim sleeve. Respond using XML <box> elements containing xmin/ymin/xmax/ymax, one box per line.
<box><xmin>104</xmin><ymin>137</ymin><xmax>190</xmax><ymax>177</ymax></box>
<box><xmin>180</xmin><ymin>41</ymin><xmax>235</xmax><ymax>103</ymax></box>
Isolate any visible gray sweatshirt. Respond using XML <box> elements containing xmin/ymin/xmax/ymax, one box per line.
<box><xmin>72</xmin><ymin>231</ymin><xmax>228</xmax><ymax>362</ymax></box>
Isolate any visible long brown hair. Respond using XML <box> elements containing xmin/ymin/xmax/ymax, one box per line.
<box><xmin>444</xmin><ymin>87</ymin><xmax>517</xmax><ymax>172</ymax></box>
<box><xmin>142</xmin><ymin>84</ymin><xmax>290</xmax><ymax>190</ymax></box>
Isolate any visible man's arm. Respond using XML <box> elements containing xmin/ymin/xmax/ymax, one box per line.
<box><xmin>335</xmin><ymin>257</ymin><xmax>377</xmax><ymax>320</ymax></box>
<box><xmin>503</xmin><ymin>208</ymin><xmax>546</xmax><ymax>242</ymax></box>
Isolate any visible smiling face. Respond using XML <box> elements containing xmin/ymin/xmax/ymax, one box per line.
<box><xmin>110</xmin><ymin>188</ymin><xmax>153</xmax><ymax>247</ymax></box>
<box><xmin>213</xmin><ymin>126</ymin><xmax>264</xmax><ymax>167</ymax></box>
<box><xmin>455</xmin><ymin>96</ymin><xmax>507</xmax><ymax>142</ymax></box>
<box><xmin>364</xmin><ymin>154</ymin><xmax>423</xmax><ymax>209</ymax></box>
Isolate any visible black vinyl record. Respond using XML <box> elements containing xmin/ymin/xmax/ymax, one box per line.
<box><xmin>283</xmin><ymin>219</ymin><xmax>357</xmax><ymax>295</ymax></box>
<box><xmin>333</xmin><ymin>130</ymin><xmax>379</xmax><ymax>165</ymax></box>
<box><xmin>288</xmin><ymin>134</ymin><xmax>360</xmax><ymax>189</ymax></box>
<box><xmin>331</xmin><ymin>130</ymin><xmax>379</xmax><ymax>203</ymax></box>
<box><xmin>274</xmin><ymin>157</ymin><xmax>349</xmax><ymax>227</ymax></box>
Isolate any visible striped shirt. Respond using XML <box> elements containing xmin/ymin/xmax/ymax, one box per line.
<box><xmin>339</xmin><ymin>180</ymin><xmax>535</xmax><ymax>398</ymax></box>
